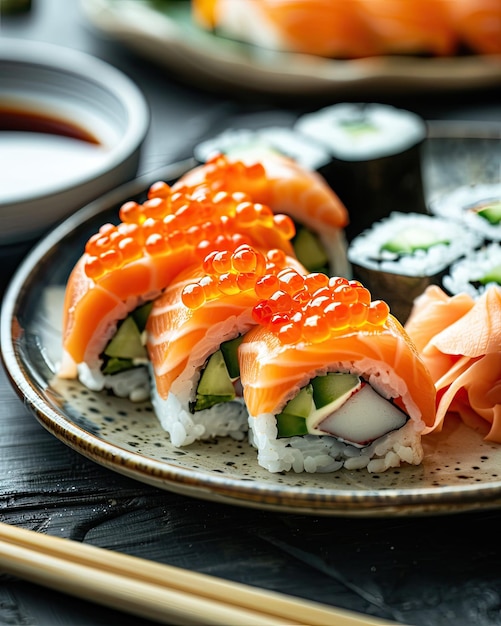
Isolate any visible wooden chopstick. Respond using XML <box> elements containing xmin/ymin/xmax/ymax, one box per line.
<box><xmin>0</xmin><ymin>522</ymin><xmax>396</xmax><ymax>626</ymax></box>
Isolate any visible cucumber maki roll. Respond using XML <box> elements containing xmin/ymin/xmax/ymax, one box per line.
<box><xmin>295</xmin><ymin>103</ymin><xmax>428</xmax><ymax>241</ymax></box>
<box><xmin>442</xmin><ymin>242</ymin><xmax>501</xmax><ymax>298</ymax></box>
<box><xmin>347</xmin><ymin>212</ymin><xmax>483</xmax><ymax>323</ymax></box>
<box><xmin>429</xmin><ymin>183</ymin><xmax>501</xmax><ymax>244</ymax></box>
<box><xmin>193</xmin><ymin>126</ymin><xmax>331</xmax><ymax>175</ymax></box>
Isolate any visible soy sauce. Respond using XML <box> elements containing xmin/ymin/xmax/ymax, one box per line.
<box><xmin>0</xmin><ymin>107</ymin><xmax>108</xmax><ymax>203</ymax></box>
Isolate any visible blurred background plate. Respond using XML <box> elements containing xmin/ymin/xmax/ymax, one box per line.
<box><xmin>81</xmin><ymin>0</ymin><xmax>501</xmax><ymax>98</ymax></box>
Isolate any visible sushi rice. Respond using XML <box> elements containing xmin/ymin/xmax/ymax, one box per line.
<box><xmin>429</xmin><ymin>183</ymin><xmax>501</xmax><ymax>243</ymax></box>
<box><xmin>151</xmin><ymin>382</ymin><xmax>248</xmax><ymax>447</ymax></box>
<box><xmin>443</xmin><ymin>242</ymin><xmax>501</xmax><ymax>298</ymax></box>
<box><xmin>249</xmin><ymin>414</ymin><xmax>423</xmax><ymax>474</ymax></box>
<box><xmin>348</xmin><ymin>212</ymin><xmax>483</xmax><ymax>277</ymax></box>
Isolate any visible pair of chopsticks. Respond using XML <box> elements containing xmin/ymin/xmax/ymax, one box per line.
<box><xmin>0</xmin><ymin>521</ymin><xmax>397</xmax><ymax>626</ymax></box>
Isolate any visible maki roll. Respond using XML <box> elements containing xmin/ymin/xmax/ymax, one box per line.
<box><xmin>295</xmin><ymin>103</ymin><xmax>428</xmax><ymax>241</ymax></box>
<box><xmin>239</xmin><ymin>274</ymin><xmax>436</xmax><ymax>474</ymax></box>
<box><xmin>174</xmin><ymin>152</ymin><xmax>350</xmax><ymax>276</ymax></box>
<box><xmin>429</xmin><ymin>183</ymin><xmax>501</xmax><ymax>244</ymax></box>
<box><xmin>193</xmin><ymin>126</ymin><xmax>332</xmax><ymax>176</ymax></box>
<box><xmin>146</xmin><ymin>245</ymin><xmax>307</xmax><ymax>446</ymax></box>
<box><xmin>442</xmin><ymin>243</ymin><xmax>501</xmax><ymax>298</ymax></box>
<box><xmin>347</xmin><ymin>212</ymin><xmax>484</xmax><ymax>323</ymax></box>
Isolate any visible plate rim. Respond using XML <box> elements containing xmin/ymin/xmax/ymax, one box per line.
<box><xmin>2</xmin><ymin>127</ymin><xmax>501</xmax><ymax>517</ymax></box>
<box><xmin>80</xmin><ymin>0</ymin><xmax>501</xmax><ymax>96</ymax></box>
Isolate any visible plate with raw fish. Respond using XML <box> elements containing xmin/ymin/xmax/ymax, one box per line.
<box><xmin>1</xmin><ymin>123</ymin><xmax>501</xmax><ymax>517</ymax></box>
<box><xmin>81</xmin><ymin>0</ymin><xmax>501</xmax><ymax>98</ymax></box>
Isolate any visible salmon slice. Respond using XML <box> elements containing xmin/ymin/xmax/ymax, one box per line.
<box><xmin>404</xmin><ymin>285</ymin><xmax>501</xmax><ymax>440</ymax></box>
<box><xmin>445</xmin><ymin>0</ymin><xmax>501</xmax><ymax>54</ymax></box>
<box><xmin>357</xmin><ymin>0</ymin><xmax>457</xmax><ymax>56</ymax></box>
<box><xmin>146</xmin><ymin>245</ymin><xmax>307</xmax><ymax>400</ymax></box>
<box><xmin>60</xmin><ymin>181</ymin><xmax>295</xmax><ymax>371</ymax></box>
<box><xmin>173</xmin><ymin>152</ymin><xmax>349</xmax><ymax>231</ymax></box>
<box><xmin>239</xmin><ymin>275</ymin><xmax>436</xmax><ymax>428</ymax></box>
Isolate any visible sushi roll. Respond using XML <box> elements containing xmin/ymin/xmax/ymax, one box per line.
<box><xmin>174</xmin><ymin>152</ymin><xmax>350</xmax><ymax>277</ymax></box>
<box><xmin>239</xmin><ymin>275</ymin><xmax>436</xmax><ymax>474</ymax></box>
<box><xmin>429</xmin><ymin>183</ymin><xmax>501</xmax><ymax>245</ymax></box>
<box><xmin>191</xmin><ymin>0</ymin><xmax>379</xmax><ymax>59</ymax></box>
<box><xmin>442</xmin><ymin>242</ymin><xmax>501</xmax><ymax>298</ymax></box>
<box><xmin>295</xmin><ymin>103</ymin><xmax>428</xmax><ymax>241</ymax></box>
<box><xmin>58</xmin><ymin>177</ymin><xmax>295</xmax><ymax>400</ymax></box>
<box><xmin>347</xmin><ymin>212</ymin><xmax>484</xmax><ymax>323</ymax></box>
<box><xmin>146</xmin><ymin>245</ymin><xmax>307</xmax><ymax>446</ymax></box>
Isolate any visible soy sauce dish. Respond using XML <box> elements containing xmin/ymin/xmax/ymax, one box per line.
<box><xmin>0</xmin><ymin>39</ymin><xmax>150</xmax><ymax>245</ymax></box>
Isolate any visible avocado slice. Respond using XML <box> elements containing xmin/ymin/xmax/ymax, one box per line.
<box><xmin>381</xmin><ymin>226</ymin><xmax>450</xmax><ymax>255</ymax></box>
<box><xmin>475</xmin><ymin>201</ymin><xmax>501</xmax><ymax>225</ymax></box>
<box><xmin>292</xmin><ymin>226</ymin><xmax>329</xmax><ymax>273</ymax></box>
<box><xmin>194</xmin><ymin>350</ymin><xmax>235</xmax><ymax>411</ymax></box>
<box><xmin>311</xmin><ymin>373</ymin><xmax>361</xmax><ymax>409</ymax></box>
<box><xmin>220</xmin><ymin>336</ymin><xmax>243</xmax><ymax>379</ymax></box>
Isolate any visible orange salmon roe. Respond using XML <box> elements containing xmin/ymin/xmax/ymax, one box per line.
<box><xmin>83</xmin><ymin>185</ymin><xmax>294</xmax><ymax>281</ymax></box>
<box><xmin>251</xmin><ymin>274</ymin><xmax>390</xmax><ymax>343</ymax></box>
<box><xmin>181</xmin><ymin>245</ymin><xmax>298</xmax><ymax>309</ymax></box>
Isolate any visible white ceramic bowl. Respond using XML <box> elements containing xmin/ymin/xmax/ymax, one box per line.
<box><xmin>0</xmin><ymin>39</ymin><xmax>150</xmax><ymax>245</ymax></box>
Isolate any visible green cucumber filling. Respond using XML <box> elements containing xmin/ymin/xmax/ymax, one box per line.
<box><xmin>380</xmin><ymin>226</ymin><xmax>450</xmax><ymax>256</ymax></box>
<box><xmin>101</xmin><ymin>302</ymin><xmax>153</xmax><ymax>376</ymax></box>
<box><xmin>477</xmin><ymin>262</ymin><xmax>501</xmax><ymax>286</ymax></box>
<box><xmin>292</xmin><ymin>224</ymin><xmax>329</xmax><ymax>273</ymax></box>
<box><xmin>472</xmin><ymin>200</ymin><xmax>501</xmax><ymax>225</ymax></box>
<box><xmin>192</xmin><ymin>336</ymin><xmax>244</xmax><ymax>412</ymax></box>
<box><xmin>276</xmin><ymin>372</ymin><xmax>408</xmax><ymax>446</ymax></box>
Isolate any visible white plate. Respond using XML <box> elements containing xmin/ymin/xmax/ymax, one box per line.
<box><xmin>81</xmin><ymin>0</ymin><xmax>501</xmax><ymax>97</ymax></box>
<box><xmin>2</xmin><ymin>125</ymin><xmax>501</xmax><ymax>517</ymax></box>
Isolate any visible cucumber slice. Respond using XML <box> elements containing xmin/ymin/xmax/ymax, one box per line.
<box><xmin>479</xmin><ymin>262</ymin><xmax>501</xmax><ymax>285</ymax></box>
<box><xmin>312</xmin><ymin>373</ymin><xmax>361</xmax><ymax>409</ymax></box>
<box><xmin>475</xmin><ymin>201</ymin><xmax>501</xmax><ymax>225</ymax></box>
<box><xmin>381</xmin><ymin>226</ymin><xmax>450</xmax><ymax>255</ymax></box>
<box><xmin>193</xmin><ymin>393</ymin><xmax>235</xmax><ymax>412</ymax></box>
<box><xmin>104</xmin><ymin>315</ymin><xmax>147</xmax><ymax>360</ymax></box>
<box><xmin>220</xmin><ymin>336</ymin><xmax>243</xmax><ymax>379</ymax></box>
<box><xmin>102</xmin><ymin>357</ymin><xmax>134</xmax><ymax>376</ymax></box>
<box><xmin>292</xmin><ymin>226</ymin><xmax>329</xmax><ymax>272</ymax></box>
<box><xmin>276</xmin><ymin>412</ymin><xmax>309</xmax><ymax>438</ymax></box>
<box><xmin>276</xmin><ymin>385</ymin><xmax>313</xmax><ymax>438</ymax></box>
<box><xmin>131</xmin><ymin>301</ymin><xmax>153</xmax><ymax>331</ymax></box>
<box><xmin>282</xmin><ymin>384</ymin><xmax>314</xmax><ymax>418</ymax></box>
<box><xmin>194</xmin><ymin>350</ymin><xmax>235</xmax><ymax>411</ymax></box>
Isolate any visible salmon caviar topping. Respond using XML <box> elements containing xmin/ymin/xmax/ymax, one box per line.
<box><xmin>83</xmin><ymin>187</ymin><xmax>294</xmax><ymax>280</ymax></box>
<box><xmin>251</xmin><ymin>275</ymin><xmax>390</xmax><ymax>343</ymax></box>
<box><xmin>181</xmin><ymin>244</ymin><xmax>300</xmax><ymax>309</ymax></box>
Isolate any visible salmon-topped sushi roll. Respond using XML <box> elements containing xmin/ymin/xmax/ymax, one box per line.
<box><xmin>59</xmin><ymin>181</ymin><xmax>295</xmax><ymax>401</ymax></box>
<box><xmin>146</xmin><ymin>246</ymin><xmax>307</xmax><ymax>446</ymax></box>
<box><xmin>174</xmin><ymin>152</ymin><xmax>350</xmax><ymax>277</ymax></box>
<box><xmin>239</xmin><ymin>274</ymin><xmax>436</xmax><ymax>473</ymax></box>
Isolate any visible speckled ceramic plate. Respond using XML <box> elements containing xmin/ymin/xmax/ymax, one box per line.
<box><xmin>81</xmin><ymin>0</ymin><xmax>501</xmax><ymax>98</ymax></box>
<box><xmin>2</xmin><ymin>124</ymin><xmax>501</xmax><ymax>517</ymax></box>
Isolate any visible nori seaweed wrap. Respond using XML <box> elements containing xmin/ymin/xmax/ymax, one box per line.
<box><xmin>295</xmin><ymin>103</ymin><xmax>429</xmax><ymax>241</ymax></box>
<box><xmin>347</xmin><ymin>212</ymin><xmax>483</xmax><ymax>323</ymax></box>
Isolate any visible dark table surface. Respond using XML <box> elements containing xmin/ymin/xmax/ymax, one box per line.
<box><xmin>1</xmin><ymin>2</ymin><xmax>501</xmax><ymax>625</ymax></box>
